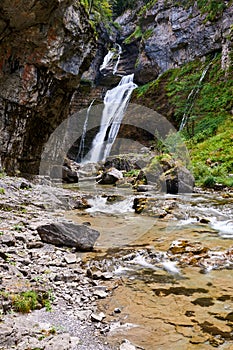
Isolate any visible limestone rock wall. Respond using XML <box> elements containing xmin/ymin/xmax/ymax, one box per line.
<box><xmin>0</xmin><ymin>0</ymin><xmax>95</xmax><ymax>174</ymax></box>
<box><xmin>115</xmin><ymin>1</ymin><xmax>233</xmax><ymax>84</ymax></box>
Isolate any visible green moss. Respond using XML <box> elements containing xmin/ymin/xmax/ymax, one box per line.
<box><xmin>166</xmin><ymin>53</ymin><xmax>233</xmax><ymax>138</ymax></box>
<box><xmin>197</xmin><ymin>0</ymin><xmax>227</xmax><ymax>22</ymax></box>
<box><xmin>13</xmin><ymin>291</ymin><xmax>39</xmax><ymax>313</ymax></box>
<box><xmin>138</xmin><ymin>0</ymin><xmax>158</xmax><ymax>16</ymax></box>
<box><xmin>1</xmin><ymin>289</ymin><xmax>54</xmax><ymax>314</ymax></box>
<box><xmin>143</xmin><ymin>28</ymin><xmax>154</xmax><ymax>40</ymax></box>
<box><xmin>135</xmin><ymin>79</ymin><xmax>159</xmax><ymax>97</ymax></box>
<box><xmin>133</xmin><ymin>50</ymin><xmax>233</xmax><ymax>187</ymax></box>
<box><xmin>124</xmin><ymin>169</ymin><xmax>140</xmax><ymax>177</ymax></box>
<box><xmin>0</xmin><ymin>187</ymin><xmax>5</xmax><ymax>195</ymax></box>
<box><xmin>124</xmin><ymin>26</ymin><xmax>142</xmax><ymax>44</ymax></box>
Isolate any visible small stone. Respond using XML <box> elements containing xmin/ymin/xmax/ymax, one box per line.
<box><xmin>0</xmin><ymin>234</ymin><xmax>16</xmax><ymax>246</ymax></box>
<box><xmin>27</xmin><ymin>241</ymin><xmax>44</xmax><ymax>249</ymax></box>
<box><xmin>76</xmin><ymin>310</ymin><xmax>92</xmax><ymax>321</ymax></box>
<box><xmin>120</xmin><ymin>339</ymin><xmax>137</xmax><ymax>350</ymax></box>
<box><xmin>70</xmin><ymin>336</ymin><xmax>80</xmax><ymax>347</ymax></box>
<box><xmin>94</xmin><ymin>290</ymin><xmax>108</xmax><ymax>298</ymax></box>
<box><xmin>44</xmin><ymin>333</ymin><xmax>71</xmax><ymax>350</ymax></box>
<box><xmin>101</xmin><ymin>272</ymin><xmax>113</xmax><ymax>280</ymax></box>
<box><xmin>114</xmin><ymin>307</ymin><xmax>121</xmax><ymax>313</ymax></box>
<box><xmin>200</xmin><ymin>218</ymin><xmax>210</xmax><ymax>224</ymax></box>
<box><xmin>14</xmin><ymin>233</ymin><xmax>27</xmax><ymax>243</ymax></box>
<box><xmin>64</xmin><ymin>253</ymin><xmax>77</xmax><ymax>264</ymax></box>
<box><xmin>91</xmin><ymin>312</ymin><xmax>106</xmax><ymax>322</ymax></box>
<box><xmin>20</xmin><ymin>181</ymin><xmax>32</xmax><ymax>190</ymax></box>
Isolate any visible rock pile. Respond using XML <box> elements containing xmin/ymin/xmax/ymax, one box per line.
<box><xmin>0</xmin><ymin>176</ymin><xmax>118</xmax><ymax>350</ymax></box>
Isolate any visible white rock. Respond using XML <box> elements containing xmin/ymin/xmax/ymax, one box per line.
<box><xmin>64</xmin><ymin>253</ymin><xmax>77</xmax><ymax>264</ymax></box>
<box><xmin>94</xmin><ymin>290</ymin><xmax>108</xmax><ymax>298</ymax></box>
<box><xmin>91</xmin><ymin>312</ymin><xmax>106</xmax><ymax>322</ymax></box>
<box><xmin>120</xmin><ymin>339</ymin><xmax>137</xmax><ymax>350</ymax></box>
<box><xmin>76</xmin><ymin>310</ymin><xmax>92</xmax><ymax>321</ymax></box>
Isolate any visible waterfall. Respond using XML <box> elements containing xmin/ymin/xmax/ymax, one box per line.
<box><xmin>100</xmin><ymin>44</ymin><xmax>122</xmax><ymax>75</ymax></box>
<box><xmin>85</xmin><ymin>74</ymin><xmax>137</xmax><ymax>163</ymax></box>
<box><xmin>179</xmin><ymin>61</ymin><xmax>212</xmax><ymax>131</ymax></box>
<box><xmin>100</xmin><ymin>51</ymin><xmax>115</xmax><ymax>72</ymax></box>
<box><xmin>113</xmin><ymin>44</ymin><xmax>122</xmax><ymax>75</ymax></box>
<box><xmin>76</xmin><ymin>99</ymin><xmax>95</xmax><ymax>162</ymax></box>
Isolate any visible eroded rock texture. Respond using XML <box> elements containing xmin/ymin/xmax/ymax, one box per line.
<box><xmin>115</xmin><ymin>0</ymin><xmax>233</xmax><ymax>84</ymax></box>
<box><xmin>0</xmin><ymin>0</ymin><xmax>95</xmax><ymax>175</ymax></box>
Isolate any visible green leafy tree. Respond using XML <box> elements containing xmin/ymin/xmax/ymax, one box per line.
<box><xmin>80</xmin><ymin>0</ymin><xmax>112</xmax><ymax>20</ymax></box>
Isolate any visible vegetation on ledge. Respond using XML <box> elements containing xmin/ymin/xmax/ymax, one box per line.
<box><xmin>133</xmin><ymin>52</ymin><xmax>233</xmax><ymax>188</ymax></box>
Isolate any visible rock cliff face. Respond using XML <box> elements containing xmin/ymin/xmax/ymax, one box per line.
<box><xmin>115</xmin><ymin>0</ymin><xmax>233</xmax><ymax>84</ymax></box>
<box><xmin>1</xmin><ymin>0</ymin><xmax>233</xmax><ymax>173</ymax></box>
<box><xmin>0</xmin><ymin>0</ymin><xmax>95</xmax><ymax>175</ymax></box>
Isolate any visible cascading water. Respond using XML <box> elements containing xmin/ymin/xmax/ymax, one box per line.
<box><xmin>100</xmin><ymin>44</ymin><xmax>122</xmax><ymax>75</ymax></box>
<box><xmin>179</xmin><ymin>61</ymin><xmax>212</xmax><ymax>131</ymax></box>
<box><xmin>113</xmin><ymin>44</ymin><xmax>122</xmax><ymax>75</ymax></box>
<box><xmin>85</xmin><ymin>74</ymin><xmax>137</xmax><ymax>163</ymax></box>
<box><xmin>99</xmin><ymin>51</ymin><xmax>115</xmax><ymax>72</ymax></box>
<box><xmin>76</xmin><ymin>99</ymin><xmax>95</xmax><ymax>162</ymax></box>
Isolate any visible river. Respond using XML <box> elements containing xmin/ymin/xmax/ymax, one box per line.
<box><xmin>65</xmin><ymin>181</ymin><xmax>233</xmax><ymax>349</ymax></box>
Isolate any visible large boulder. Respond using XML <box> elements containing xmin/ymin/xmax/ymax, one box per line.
<box><xmin>143</xmin><ymin>155</ymin><xmax>194</xmax><ymax>194</ymax></box>
<box><xmin>160</xmin><ymin>164</ymin><xmax>195</xmax><ymax>194</ymax></box>
<box><xmin>97</xmin><ymin>167</ymin><xmax>123</xmax><ymax>185</ymax></box>
<box><xmin>62</xmin><ymin>158</ymin><xmax>79</xmax><ymax>183</ymax></box>
<box><xmin>37</xmin><ymin>221</ymin><xmax>100</xmax><ymax>251</ymax></box>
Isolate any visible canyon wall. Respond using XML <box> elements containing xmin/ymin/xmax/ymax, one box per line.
<box><xmin>115</xmin><ymin>0</ymin><xmax>233</xmax><ymax>84</ymax></box>
<box><xmin>0</xmin><ymin>0</ymin><xmax>95</xmax><ymax>174</ymax></box>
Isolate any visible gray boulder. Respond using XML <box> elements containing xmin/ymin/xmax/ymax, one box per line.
<box><xmin>97</xmin><ymin>167</ymin><xmax>123</xmax><ymax>185</ymax></box>
<box><xmin>37</xmin><ymin>221</ymin><xmax>100</xmax><ymax>251</ymax></box>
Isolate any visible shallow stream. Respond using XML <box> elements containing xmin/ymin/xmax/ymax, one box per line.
<box><xmin>65</xmin><ymin>182</ymin><xmax>233</xmax><ymax>349</ymax></box>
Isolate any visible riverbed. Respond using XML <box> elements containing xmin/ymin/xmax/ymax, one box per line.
<box><xmin>66</xmin><ymin>183</ymin><xmax>233</xmax><ymax>349</ymax></box>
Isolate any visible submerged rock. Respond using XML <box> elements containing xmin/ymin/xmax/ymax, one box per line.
<box><xmin>37</xmin><ymin>221</ymin><xmax>100</xmax><ymax>251</ymax></box>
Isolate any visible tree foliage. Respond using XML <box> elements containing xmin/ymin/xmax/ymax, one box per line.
<box><xmin>80</xmin><ymin>0</ymin><xmax>112</xmax><ymax>22</ymax></box>
<box><xmin>110</xmin><ymin>0</ymin><xmax>135</xmax><ymax>16</ymax></box>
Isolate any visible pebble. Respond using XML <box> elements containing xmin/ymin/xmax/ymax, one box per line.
<box><xmin>94</xmin><ymin>290</ymin><xmax>108</xmax><ymax>298</ymax></box>
<box><xmin>114</xmin><ymin>308</ymin><xmax>121</xmax><ymax>314</ymax></box>
<box><xmin>64</xmin><ymin>253</ymin><xmax>77</xmax><ymax>264</ymax></box>
<box><xmin>120</xmin><ymin>339</ymin><xmax>137</xmax><ymax>350</ymax></box>
<box><xmin>91</xmin><ymin>312</ymin><xmax>106</xmax><ymax>322</ymax></box>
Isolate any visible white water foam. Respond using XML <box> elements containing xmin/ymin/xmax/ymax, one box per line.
<box><xmin>210</xmin><ymin>219</ymin><xmax>233</xmax><ymax>238</ymax></box>
<box><xmin>86</xmin><ymin>196</ymin><xmax>134</xmax><ymax>214</ymax></box>
<box><xmin>128</xmin><ymin>255</ymin><xmax>157</xmax><ymax>270</ymax></box>
<box><xmin>162</xmin><ymin>261</ymin><xmax>180</xmax><ymax>275</ymax></box>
